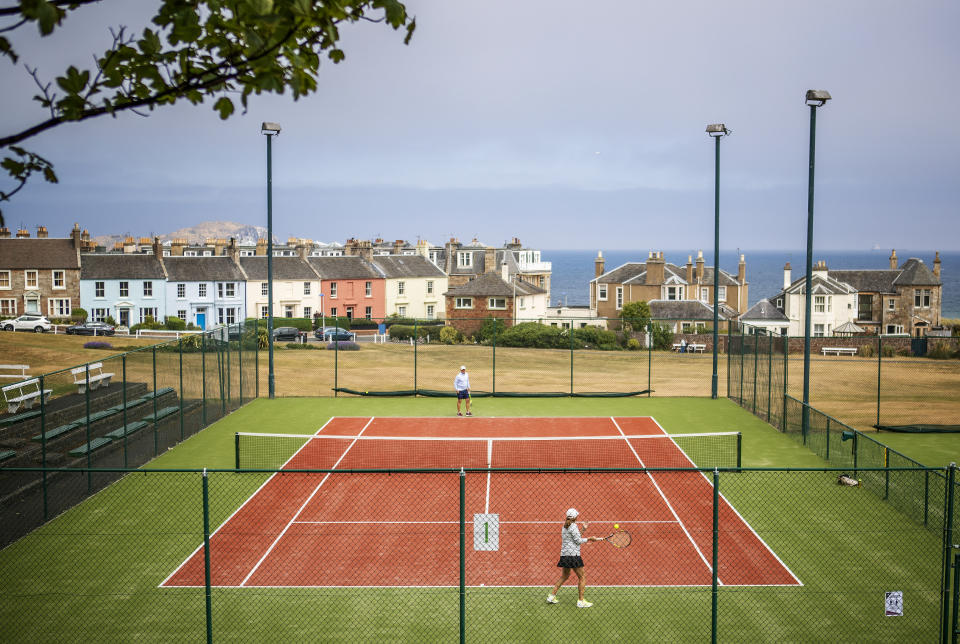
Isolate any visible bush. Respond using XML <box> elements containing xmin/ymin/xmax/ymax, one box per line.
<box><xmin>439</xmin><ymin>326</ymin><xmax>462</xmax><ymax>345</ymax></box>
<box><xmin>284</xmin><ymin>342</ymin><xmax>319</xmax><ymax>350</ymax></box>
<box><xmin>572</xmin><ymin>326</ymin><xmax>618</xmax><ymax>349</ymax></box>
<box><xmin>650</xmin><ymin>323</ymin><xmax>674</xmax><ymax>351</ymax></box>
<box><xmin>327</xmin><ymin>341</ymin><xmax>359</xmax><ymax>351</ymax></box>
<box><xmin>165</xmin><ymin>316</ymin><xmax>186</xmax><ymax>330</ymax></box>
<box><xmin>627</xmin><ymin>338</ymin><xmax>642</xmax><ymax>351</ymax></box>
<box><xmin>881</xmin><ymin>344</ymin><xmax>896</xmax><ymax>358</ymax></box>
<box><xmin>71</xmin><ymin>307</ymin><xmax>88</xmax><ymax>322</ymax></box>
<box><xmin>927</xmin><ymin>341</ymin><xmax>959</xmax><ymax>360</ymax></box>
<box><xmin>83</xmin><ymin>341</ymin><xmax>113</xmax><ymax>350</ymax></box>
<box><xmin>476</xmin><ymin>317</ymin><xmax>507</xmax><ymax>343</ymax></box>
<box><xmin>858</xmin><ymin>343</ymin><xmax>874</xmax><ymax>358</ymax></box>
<box><xmin>104</xmin><ymin>316</ymin><xmax>117</xmax><ymax>327</ymax></box>
<box><xmin>497</xmin><ymin>322</ymin><xmax>568</xmax><ymax>349</ymax></box>
<box><xmin>389</xmin><ymin>324</ymin><xmax>442</xmax><ymax>341</ymax></box>
<box><xmin>252</xmin><ymin>317</ymin><xmax>316</xmax><ymax>332</ymax></box>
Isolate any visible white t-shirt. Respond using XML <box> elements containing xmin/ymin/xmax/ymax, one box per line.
<box><xmin>454</xmin><ymin>372</ymin><xmax>470</xmax><ymax>391</ymax></box>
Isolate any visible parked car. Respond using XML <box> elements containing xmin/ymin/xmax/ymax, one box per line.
<box><xmin>1</xmin><ymin>315</ymin><xmax>52</xmax><ymax>333</ymax></box>
<box><xmin>315</xmin><ymin>326</ymin><xmax>353</xmax><ymax>341</ymax></box>
<box><xmin>271</xmin><ymin>326</ymin><xmax>302</xmax><ymax>342</ymax></box>
<box><xmin>65</xmin><ymin>321</ymin><xmax>116</xmax><ymax>336</ymax></box>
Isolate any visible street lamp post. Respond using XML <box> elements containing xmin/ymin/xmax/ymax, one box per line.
<box><xmin>261</xmin><ymin>121</ymin><xmax>281</xmax><ymax>398</ymax></box>
<box><xmin>801</xmin><ymin>90</ymin><xmax>831</xmax><ymax>438</ymax></box>
<box><xmin>706</xmin><ymin>123</ymin><xmax>731</xmax><ymax>400</ymax></box>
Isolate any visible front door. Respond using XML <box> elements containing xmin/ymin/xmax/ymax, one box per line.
<box><xmin>346</xmin><ymin>306</ymin><xmax>354</xmax><ymax>319</ymax></box>
<box><xmin>196</xmin><ymin>312</ymin><xmax>206</xmax><ymax>329</ymax></box>
<box><xmin>118</xmin><ymin>308</ymin><xmax>130</xmax><ymax>327</ymax></box>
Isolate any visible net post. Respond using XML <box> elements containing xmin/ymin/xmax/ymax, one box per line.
<box><xmin>736</xmin><ymin>433</ymin><xmax>741</xmax><ymax>471</ymax></box>
<box><xmin>711</xmin><ymin>467</ymin><xmax>719</xmax><ymax>644</ymax></box>
<box><xmin>39</xmin><ymin>374</ymin><xmax>48</xmax><ymax>520</ymax></box>
<box><xmin>459</xmin><ymin>467</ymin><xmax>466</xmax><ymax>644</ymax></box>
<box><xmin>202</xmin><ymin>469</ymin><xmax>213</xmax><ymax>644</ymax></box>
<box><xmin>884</xmin><ymin>447</ymin><xmax>890</xmax><ymax>500</ymax></box>
<box><xmin>235</xmin><ymin>433</ymin><xmax>240</xmax><ymax>470</ymax></box>
<box><xmin>852</xmin><ymin>431</ymin><xmax>858</xmax><ymax>477</ymax></box>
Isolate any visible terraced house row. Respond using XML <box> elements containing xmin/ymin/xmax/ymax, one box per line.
<box><xmin>0</xmin><ymin>225</ymin><xmax>550</xmax><ymax>329</ymax></box>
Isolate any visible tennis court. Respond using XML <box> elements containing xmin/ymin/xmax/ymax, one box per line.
<box><xmin>162</xmin><ymin>417</ymin><xmax>799</xmax><ymax>589</ymax></box>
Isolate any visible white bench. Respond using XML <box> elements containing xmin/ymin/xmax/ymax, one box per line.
<box><xmin>0</xmin><ymin>364</ymin><xmax>29</xmax><ymax>380</ymax></box>
<box><xmin>689</xmin><ymin>343</ymin><xmax>706</xmax><ymax>353</ymax></box>
<box><xmin>71</xmin><ymin>362</ymin><xmax>115</xmax><ymax>394</ymax></box>
<box><xmin>821</xmin><ymin>347</ymin><xmax>857</xmax><ymax>356</ymax></box>
<box><xmin>2</xmin><ymin>378</ymin><xmax>52</xmax><ymax>414</ymax></box>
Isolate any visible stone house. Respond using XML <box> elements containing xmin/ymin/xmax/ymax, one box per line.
<box><xmin>443</xmin><ymin>265</ymin><xmax>546</xmax><ymax>337</ymax></box>
<box><xmin>0</xmin><ymin>224</ymin><xmax>92</xmax><ymax>320</ymax></box>
<box><xmin>590</xmin><ymin>250</ymin><xmax>748</xmax><ymax>327</ymax></box>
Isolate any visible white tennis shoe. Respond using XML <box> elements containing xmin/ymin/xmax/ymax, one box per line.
<box><xmin>576</xmin><ymin>600</ymin><xmax>593</xmax><ymax>608</ymax></box>
<box><xmin>546</xmin><ymin>594</ymin><xmax>558</xmax><ymax>604</ymax></box>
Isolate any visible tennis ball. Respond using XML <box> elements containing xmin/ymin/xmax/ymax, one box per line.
<box><xmin>614</xmin><ymin>524</ymin><xmax>619</xmax><ymax>529</ymax></box>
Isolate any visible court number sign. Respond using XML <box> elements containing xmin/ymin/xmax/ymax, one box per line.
<box><xmin>473</xmin><ymin>513</ymin><xmax>499</xmax><ymax>551</ymax></box>
<box><xmin>884</xmin><ymin>591</ymin><xmax>903</xmax><ymax>617</ymax></box>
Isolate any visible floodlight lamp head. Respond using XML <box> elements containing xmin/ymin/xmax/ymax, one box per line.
<box><xmin>706</xmin><ymin>123</ymin><xmax>730</xmax><ymax>138</ymax></box>
<box><xmin>805</xmin><ymin>90</ymin><xmax>831</xmax><ymax>107</ymax></box>
<box><xmin>261</xmin><ymin>122</ymin><xmax>282</xmax><ymax>135</ymax></box>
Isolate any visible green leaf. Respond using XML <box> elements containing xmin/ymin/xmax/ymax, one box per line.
<box><xmin>213</xmin><ymin>96</ymin><xmax>234</xmax><ymax>119</ymax></box>
<box><xmin>0</xmin><ymin>36</ymin><xmax>18</xmax><ymax>64</ymax></box>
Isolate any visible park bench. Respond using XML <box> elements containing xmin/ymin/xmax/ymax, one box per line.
<box><xmin>821</xmin><ymin>347</ymin><xmax>857</xmax><ymax>356</ymax></box>
<box><xmin>0</xmin><ymin>449</ymin><xmax>15</xmax><ymax>463</ymax></box>
<box><xmin>688</xmin><ymin>343</ymin><xmax>706</xmax><ymax>353</ymax></box>
<box><xmin>0</xmin><ymin>409</ymin><xmax>40</xmax><ymax>428</ymax></box>
<box><xmin>2</xmin><ymin>378</ymin><xmax>52</xmax><ymax>414</ymax></box>
<box><xmin>0</xmin><ymin>364</ymin><xmax>29</xmax><ymax>380</ymax></box>
<box><xmin>104</xmin><ymin>420</ymin><xmax>149</xmax><ymax>440</ymax></box>
<box><xmin>68</xmin><ymin>436</ymin><xmax>113</xmax><ymax>457</ymax></box>
<box><xmin>32</xmin><ymin>420</ymin><xmax>82</xmax><ymax>443</ymax></box>
<box><xmin>143</xmin><ymin>406</ymin><xmax>179</xmax><ymax>423</ymax></box>
<box><xmin>71</xmin><ymin>362</ymin><xmax>115</xmax><ymax>394</ymax></box>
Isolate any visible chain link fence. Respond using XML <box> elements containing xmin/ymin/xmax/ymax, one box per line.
<box><xmin>0</xmin><ymin>465</ymin><xmax>951</xmax><ymax>642</ymax></box>
<box><xmin>0</xmin><ymin>323</ymin><xmax>258</xmax><ymax>547</ymax></box>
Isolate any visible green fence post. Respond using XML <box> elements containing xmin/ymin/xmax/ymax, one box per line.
<box><xmin>492</xmin><ymin>321</ymin><xmax>497</xmax><ymax>396</ymax></box>
<box><xmin>238</xmin><ymin>330</ymin><xmax>243</xmax><ymax>408</ymax></box>
<box><xmin>647</xmin><ymin>322</ymin><xmax>652</xmax><ymax>398</ymax></box>
<box><xmin>122</xmin><ymin>354</ymin><xmax>128</xmax><ymax>468</ymax></box>
<box><xmin>941</xmin><ymin>463</ymin><xmax>956</xmax><ymax>644</ymax></box>
<box><xmin>825</xmin><ymin>417</ymin><xmax>830</xmax><ymax>461</ymax></box>
<box><xmin>711</xmin><ymin>468</ymin><xmax>720</xmax><ymax>644</ymax></box>
<box><xmin>884</xmin><ymin>447</ymin><xmax>890</xmax><ymax>500</ymax></box>
<box><xmin>255</xmin><ymin>328</ymin><xmax>259</xmax><ymax>399</ymax></box>
<box><xmin>334</xmin><ymin>329</ymin><xmax>338</xmax><ymax>397</ymax></box>
<box><xmin>179</xmin><ymin>338</ymin><xmax>185</xmax><ymax>441</ymax></box>
<box><xmin>39</xmin><ymin>374</ymin><xmax>47</xmax><ymax>520</ymax></box>
<box><xmin>226</xmin><ymin>330</ymin><xmax>231</xmax><ymax>408</ymax></box>
<box><xmin>414</xmin><ymin>319</ymin><xmax>418</xmax><ymax>394</ymax></box>
<box><xmin>782</xmin><ymin>334</ymin><xmax>789</xmax><ymax>433</ymax></box>
<box><xmin>925</xmin><ymin>469</ymin><xmax>930</xmax><ymax>527</ymax></box>
<box><xmin>738</xmin><ymin>325</ymin><xmax>745</xmax><ymax>406</ymax></box>
<box><xmin>459</xmin><ymin>468</ymin><xmax>466</xmax><ymax>644</ymax></box>
<box><xmin>202</xmin><ymin>469</ymin><xmax>213</xmax><ymax>644</ymax></box>
<box><xmin>218</xmin><ymin>340</ymin><xmax>225</xmax><ymax>417</ymax></box>
<box><xmin>876</xmin><ymin>335</ymin><xmax>883</xmax><ymax>428</ymax></box>
<box><xmin>766</xmin><ymin>334</ymin><xmax>773</xmax><ymax>423</ymax></box>
<box><xmin>201</xmin><ymin>333</ymin><xmax>207</xmax><ymax>427</ymax></box>
<box><xmin>726</xmin><ymin>326</ymin><xmax>731</xmax><ymax>400</ymax></box>
<box><xmin>85</xmin><ymin>363</ymin><xmax>91</xmax><ymax>493</ymax></box>
<box><xmin>569</xmin><ymin>320</ymin><xmax>574</xmax><ymax>396</ymax></box>
<box><xmin>235</xmin><ymin>433</ymin><xmax>240</xmax><ymax>470</ymax></box>
<box><xmin>752</xmin><ymin>331</ymin><xmax>759</xmax><ymax>414</ymax></box>
<box><xmin>153</xmin><ymin>346</ymin><xmax>159</xmax><ymax>456</ymax></box>
<box><xmin>951</xmin><ymin>551</ymin><xmax>960</xmax><ymax>644</ymax></box>
<box><xmin>852</xmin><ymin>431</ymin><xmax>858</xmax><ymax>476</ymax></box>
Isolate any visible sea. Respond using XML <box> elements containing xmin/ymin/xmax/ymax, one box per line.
<box><xmin>544</xmin><ymin>249</ymin><xmax>960</xmax><ymax>319</ymax></box>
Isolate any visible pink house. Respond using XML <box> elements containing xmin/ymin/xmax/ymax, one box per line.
<box><xmin>308</xmin><ymin>256</ymin><xmax>385</xmax><ymax>321</ymax></box>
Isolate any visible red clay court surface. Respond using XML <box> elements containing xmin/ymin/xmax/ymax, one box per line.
<box><xmin>162</xmin><ymin>417</ymin><xmax>801</xmax><ymax>588</ymax></box>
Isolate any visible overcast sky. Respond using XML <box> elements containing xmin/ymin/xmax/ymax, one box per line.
<box><xmin>2</xmin><ymin>1</ymin><xmax>958</xmax><ymax>250</ymax></box>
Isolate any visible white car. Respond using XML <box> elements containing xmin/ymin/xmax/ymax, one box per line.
<box><xmin>1</xmin><ymin>315</ymin><xmax>52</xmax><ymax>333</ymax></box>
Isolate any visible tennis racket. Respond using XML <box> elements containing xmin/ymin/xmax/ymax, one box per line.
<box><xmin>601</xmin><ymin>530</ymin><xmax>632</xmax><ymax>548</ymax></box>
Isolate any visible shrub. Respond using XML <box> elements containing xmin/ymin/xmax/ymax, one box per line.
<box><xmin>497</xmin><ymin>322</ymin><xmax>567</xmax><ymax>349</ymax></box>
<box><xmin>620</xmin><ymin>301</ymin><xmax>651</xmax><ymax>333</ymax></box>
<box><xmin>104</xmin><ymin>316</ymin><xmax>117</xmax><ymax>326</ymax></box>
<box><xmin>165</xmin><ymin>316</ymin><xmax>186</xmax><ymax>330</ymax></box>
<box><xmin>439</xmin><ymin>326</ymin><xmax>462</xmax><ymax>345</ymax></box>
<box><xmin>476</xmin><ymin>317</ymin><xmax>507</xmax><ymax>343</ymax></box>
<box><xmin>285</xmin><ymin>342</ymin><xmax>319</xmax><ymax>350</ymax></box>
<box><xmin>650</xmin><ymin>323</ymin><xmax>674</xmax><ymax>351</ymax></box>
<box><xmin>327</xmin><ymin>341</ymin><xmax>360</xmax><ymax>351</ymax></box>
<box><xmin>71</xmin><ymin>307</ymin><xmax>88</xmax><ymax>322</ymax></box>
<box><xmin>927</xmin><ymin>341</ymin><xmax>959</xmax><ymax>360</ymax></box>
<box><xmin>627</xmin><ymin>338</ymin><xmax>642</xmax><ymax>351</ymax></box>
<box><xmin>573</xmin><ymin>326</ymin><xmax>618</xmax><ymax>348</ymax></box>
<box><xmin>858</xmin><ymin>343</ymin><xmax>874</xmax><ymax>358</ymax></box>
<box><xmin>881</xmin><ymin>344</ymin><xmax>896</xmax><ymax>358</ymax></box>
<box><xmin>83</xmin><ymin>341</ymin><xmax>113</xmax><ymax>350</ymax></box>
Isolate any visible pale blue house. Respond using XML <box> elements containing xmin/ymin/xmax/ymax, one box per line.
<box><xmin>162</xmin><ymin>256</ymin><xmax>247</xmax><ymax>329</ymax></box>
<box><xmin>80</xmin><ymin>253</ymin><xmax>167</xmax><ymax>326</ymax></box>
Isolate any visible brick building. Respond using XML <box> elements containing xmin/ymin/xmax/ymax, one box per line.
<box><xmin>443</xmin><ymin>268</ymin><xmax>546</xmax><ymax>337</ymax></box>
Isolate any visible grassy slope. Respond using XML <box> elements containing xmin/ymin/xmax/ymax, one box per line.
<box><xmin>0</xmin><ymin>398</ymin><xmax>944</xmax><ymax>641</ymax></box>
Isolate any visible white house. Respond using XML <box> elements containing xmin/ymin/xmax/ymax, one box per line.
<box><xmin>370</xmin><ymin>255</ymin><xmax>448</xmax><ymax>320</ymax></box>
<box><xmin>775</xmin><ymin>261</ymin><xmax>858</xmax><ymax>337</ymax></box>
<box><xmin>239</xmin><ymin>256</ymin><xmax>322</xmax><ymax>320</ymax></box>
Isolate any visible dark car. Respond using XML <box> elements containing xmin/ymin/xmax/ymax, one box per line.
<box><xmin>271</xmin><ymin>326</ymin><xmax>302</xmax><ymax>342</ymax></box>
<box><xmin>66</xmin><ymin>321</ymin><xmax>116</xmax><ymax>336</ymax></box>
<box><xmin>314</xmin><ymin>326</ymin><xmax>353</xmax><ymax>341</ymax></box>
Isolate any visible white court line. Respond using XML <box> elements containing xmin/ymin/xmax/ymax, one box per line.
<box><xmin>646</xmin><ymin>416</ymin><xmax>803</xmax><ymax>587</ymax></box>
<box><xmin>165</xmin><ymin>582</ymin><xmax>801</xmax><ymax>589</ymax></box>
<box><xmin>610</xmin><ymin>416</ymin><xmax>719</xmax><ymax>583</ymax></box>
<box><xmin>239</xmin><ymin>416</ymin><xmax>375</xmax><ymax>587</ymax></box>
<box><xmin>159</xmin><ymin>416</ymin><xmax>339</xmax><ymax>588</ymax></box>
<box><xmin>291</xmin><ymin>519</ymin><xmax>678</xmax><ymax>525</ymax></box>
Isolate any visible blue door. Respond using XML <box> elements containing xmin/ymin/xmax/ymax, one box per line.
<box><xmin>197</xmin><ymin>312</ymin><xmax>206</xmax><ymax>329</ymax></box>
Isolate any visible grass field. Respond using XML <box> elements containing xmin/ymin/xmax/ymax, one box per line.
<box><xmin>0</xmin><ymin>397</ymin><xmax>948</xmax><ymax>642</ymax></box>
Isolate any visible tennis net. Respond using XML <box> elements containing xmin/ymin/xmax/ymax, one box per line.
<box><xmin>235</xmin><ymin>431</ymin><xmax>741</xmax><ymax>470</ymax></box>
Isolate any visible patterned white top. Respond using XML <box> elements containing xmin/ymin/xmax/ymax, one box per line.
<box><xmin>560</xmin><ymin>522</ymin><xmax>586</xmax><ymax>557</ymax></box>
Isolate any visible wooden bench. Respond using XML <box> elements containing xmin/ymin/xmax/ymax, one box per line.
<box><xmin>821</xmin><ymin>347</ymin><xmax>857</xmax><ymax>356</ymax></box>
<box><xmin>0</xmin><ymin>364</ymin><xmax>29</xmax><ymax>380</ymax></box>
<box><xmin>2</xmin><ymin>378</ymin><xmax>52</xmax><ymax>414</ymax></box>
<box><xmin>71</xmin><ymin>362</ymin><xmax>115</xmax><ymax>394</ymax></box>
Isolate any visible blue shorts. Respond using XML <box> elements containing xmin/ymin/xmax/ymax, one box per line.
<box><xmin>457</xmin><ymin>390</ymin><xmax>470</xmax><ymax>400</ymax></box>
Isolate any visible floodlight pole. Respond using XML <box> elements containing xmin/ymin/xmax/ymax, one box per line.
<box><xmin>262</xmin><ymin>122</ymin><xmax>281</xmax><ymax>398</ymax></box>
<box><xmin>706</xmin><ymin>124</ymin><xmax>730</xmax><ymax>399</ymax></box>
<box><xmin>802</xmin><ymin>91</ymin><xmax>830</xmax><ymax>438</ymax></box>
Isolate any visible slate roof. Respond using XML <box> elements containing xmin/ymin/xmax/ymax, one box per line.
<box><xmin>162</xmin><ymin>257</ymin><xmax>245</xmax><ymax>281</ymax></box>
<box><xmin>514</xmin><ymin>280</ymin><xmax>547</xmax><ymax>296</ymax></box>
<box><xmin>443</xmin><ymin>272</ymin><xmax>516</xmax><ymax>297</ymax></box>
<box><xmin>81</xmin><ymin>254</ymin><xmax>166</xmax><ymax>280</ymax></box>
<box><xmin>893</xmin><ymin>258</ymin><xmax>940</xmax><ymax>286</ymax></box>
<box><xmin>308</xmin><ymin>256</ymin><xmax>382</xmax><ymax>280</ymax></box>
<box><xmin>781</xmin><ymin>273</ymin><xmax>856</xmax><ymax>297</ymax></box>
<box><xmin>827</xmin><ymin>270</ymin><xmax>898</xmax><ymax>293</ymax></box>
<box><xmin>370</xmin><ymin>255</ymin><xmax>446</xmax><ymax>279</ymax></box>
<box><xmin>648</xmin><ymin>299</ymin><xmax>732</xmax><ymax>321</ymax></box>
<box><xmin>0</xmin><ymin>238</ymin><xmax>80</xmax><ymax>269</ymax></box>
<box><xmin>593</xmin><ymin>261</ymin><xmax>739</xmax><ymax>286</ymax></box>
<box><xmin>240</xmin><ymin>257</ymin><xmax>318</xmax><ymax>281</ymax></box>
<box><xmin>741</xmin><ymin>299</ymin><xmax>789</xmax><ymax>322</ymax></box>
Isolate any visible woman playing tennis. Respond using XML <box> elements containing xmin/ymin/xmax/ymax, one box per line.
<box><xmin>547</xmin><ymin>508</ymin><xmax>601</xmax><ymax>608</ymax></box>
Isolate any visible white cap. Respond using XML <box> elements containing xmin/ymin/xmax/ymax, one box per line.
<box><xmin>566</xmin><ymin>508</ymin><xmax>579</xmax><ymax>518</ymax></box>
<box><xmin>460</xmin><ymin>365</ymin><xmax>466</xmax><ymax>370</ymax></box>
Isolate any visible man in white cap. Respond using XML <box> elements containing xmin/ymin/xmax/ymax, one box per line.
<box><xmin>547</xmin><ymin>507</ymin><xmax>599</xmax><ymax>607</ymax></box>
<box><xmin>454</xmin><ymin>365</ymin><xmax>471</xmax><ymax>416</ymax></box>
